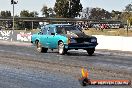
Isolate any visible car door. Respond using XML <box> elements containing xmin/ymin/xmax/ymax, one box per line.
<box><xmin>47</xmin><ymin>26</ymin><xmax>58</xmax><ymax>49</ymax></box>
<box><xmin>39</xmin><ymin>27</ymin><xmax>48</xmax><ymax>48</ymax></box>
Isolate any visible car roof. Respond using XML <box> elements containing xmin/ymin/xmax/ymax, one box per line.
<box><xmin>53</xmin><ymin>24</ymin><xmax>72</xmax><ymax>26</ymax></box>
<box><xmin>41</xmin><ymin>24</ymin><xmax>73</xmax><ymax>29</ymax></box>
<box><xmin>46</xmin><ymin>24</ymin><xmax>72</xmax><ymax>27</ymax></box>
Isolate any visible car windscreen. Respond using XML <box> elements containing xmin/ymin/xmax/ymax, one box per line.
<box><xmin>56</xmin><ymin>25</ymin><xmax>82</xmax><ymax>34</ymax></box>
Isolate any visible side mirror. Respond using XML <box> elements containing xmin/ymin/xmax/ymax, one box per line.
<box><xmin>39</xmin><ymin>31</ymin><xmax>42</xmax><ymax>34</ymax></box>
<box><xmin>51</xmin><ymin>33</ymin><xmax>55</xmax><ymax>35</ymax></box>
<box><xmin>38</xmin><ymin>32</ymin><xmax>40</xmax><ymax>34</ymax></box>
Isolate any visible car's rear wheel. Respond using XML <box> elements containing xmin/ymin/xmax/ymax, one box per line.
<box><xmin>86</xmin><ymin>48</ymin><xmax>95</xmax><ymax>56</ymax></box>
<box><xmin>58</xmin><ymin>42</ymin><xmax>67</xmax><ymax>55</ymax></box>
<box><xmin>36</xmin><ymin>41</ymin><xmax>48</xmax><ymax>53</ymax></box>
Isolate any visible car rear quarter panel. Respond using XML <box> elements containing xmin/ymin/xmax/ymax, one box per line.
<box><xmin>31</xmin><ymin>34</ymin><xmax>39</xmax><ymax>44</ymax></box>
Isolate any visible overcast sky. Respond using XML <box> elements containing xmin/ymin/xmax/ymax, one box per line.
<box><xmin>0</xmin><ymin>0</ymin><xmax>131</xmax><ymax>16</ymax></box>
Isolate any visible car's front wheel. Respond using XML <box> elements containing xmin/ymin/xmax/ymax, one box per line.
<box><xmin>58</xmin><ymin>42</ymin><xmax>67</xmax><ymax>55</ymax></box>
<box><xmin>86</xmin><ymin>48</ymin><xmax>95</xmax><ymax>56</ymax></box>
<box><xmin>36</xmin><ymin>41</ymin><xmax>48</xmax><ymax>53</ymax></box>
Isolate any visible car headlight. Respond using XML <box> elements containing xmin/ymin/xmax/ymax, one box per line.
<box><xmin>68</xmin><ymin>38</ymin><xmax>76</xmax><ymax>44</ymax></box>
<box><xmin>91</xmin><ymin>38</ymin><xmax>97</xmax><ymax>43</ymax></box>
<box><xmin>70</xmin><ymin>38</ymin><xmax>76</xmax><ymax>43</ymax></box>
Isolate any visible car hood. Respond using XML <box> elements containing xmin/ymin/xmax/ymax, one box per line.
<box><xmin>65</xmin><ymin>31</ymin><xmax>90</xmax><ymax>38</ymax></box>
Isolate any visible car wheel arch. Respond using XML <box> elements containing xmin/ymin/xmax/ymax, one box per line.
<box><xmin>58</xmin><ymin>40</ymin><xmax>63</xmax><ymax>45</ymax></box>
<box><xmin>35</xmin><ymin>39</ymin><xmax>39</xmax><ymax>44</ymax></box>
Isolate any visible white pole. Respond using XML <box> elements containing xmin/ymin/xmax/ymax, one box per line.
<box><xmin>11</xmin><ymin>0</ymin><xmax>15</xmax><ymax>41</ymax></box>
<box><xmin>13</xmin><ymin>0</ymin><xmax>14</xmax><ymax>31</ymax></box>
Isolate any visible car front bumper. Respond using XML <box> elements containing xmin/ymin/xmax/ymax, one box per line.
<box><xmin>64</xmin><ymin>43</ymin><xmax>98</xmax><ymax>49</ymax></box>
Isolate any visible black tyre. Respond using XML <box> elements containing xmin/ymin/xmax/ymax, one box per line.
<box><xmin>58</xmin><ymin>42</ymin><xmax>67</xmax><ymax>55</ymax></box>
<box><xmin>86</xmin><ymin>48</ymin><xmax>95</xmax><ymax>56</ymax></box>
<box><xmin>36</xmin><ymin>41</ymin><xmax>48</xmax><ymax>53</ymax></box>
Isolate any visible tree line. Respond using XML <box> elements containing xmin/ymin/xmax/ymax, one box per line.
<box><xmin>0</xmin><ymin>0</ymin><xmax>132</xmax><ymax>29</ymax></box>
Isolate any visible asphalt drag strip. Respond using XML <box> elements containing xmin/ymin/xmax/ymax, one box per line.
<box><xmin>0</xmin><ymin>40</ymin><xmax>132</xmax><ymax>88</ymax></box>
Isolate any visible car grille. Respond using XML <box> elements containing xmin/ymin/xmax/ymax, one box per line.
<box><xmin>74</xmin><ymin>38</ymin><xmax>90</xmax><ymax>43</ymax></box>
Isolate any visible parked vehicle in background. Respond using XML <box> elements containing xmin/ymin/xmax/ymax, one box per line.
<box><xmin>100</xmin><ymin>24</ymin><xmax>109</xmax><ymax>29</ymax></box>
<box><xmin>31</xmin><ymin>24</ymin><xmax>98</xmax><ymax>55</ymax></box>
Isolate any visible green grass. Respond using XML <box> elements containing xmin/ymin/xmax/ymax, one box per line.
<box><xmin>83</xmin><ymin>28</ymin><xmax>132</xmax><ymax>37</ymax></box>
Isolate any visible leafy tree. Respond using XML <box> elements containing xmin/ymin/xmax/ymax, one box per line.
<box><xmin>69</xmin><ymin>0</ymin><xmax>83</xmax><ymax>18</ymax></box>
<box><xmin>111</xmin><ymin>10</ymin><xmax>122</xmax><ymax>20</ymax></box>
<box><xmin>121</xmin><ymin>12</ymin><xmax>132</xmax><ymax>24</ymax></box>
<box><xmin>54</xmin><ymin>0</ymin><xmax>69</xmax><ymax>18</ymax></box>
<box><xmin>48</xmin><ymin>8</ymin><xmax>56</xmax><ymax>17</ymax></box>
<box><xmin>0</xmin><ymin>11</ymin><xmax>11</xmax><ymax>17</ymax></box>
<box><xmin>41</xmin><ymin>6</ymin><xmax>49</xmax><ymax>17</ymax></box>
<box><xmin>19</xmin><ymin>10</ymin><xmax>39</xmax><ymax>29</ymax></box>
<box><xmin>20</xmin><ymin>10</ymin><xmax>39</xmax><ymax>17</ymax></box>
<box><xmin>89</xmin><ymin>8</ymin><xmax>111</xmax><ymax>20</ymax></box>
<box><xmin>125</xmin><ymin>3</ymin><xmax>132</xmax><ymax>12</ymax></box>
<box><xmin>29</xmin><ymin>11</ymin><xmax>39</xmax><ymax>17</ymax></box>
<box><xmin>41</xmin><ymin>5</ymin><xmax>55</xmax><ymax>17</ymax></box>
<box><xmin>128</xmin><ymin>17</ymin><xmax>132</xmax><ymax>25</ymax></box>
<box><xmin>0</xmin><ymin>11</ymin><xmax>11</xmax><ymax>29</ymax></box>
<box><xmin>20</xmin><ymin>10</ymin><xmax>30</xmax><ymax>17</ymax></box>
<box><xmin>120</xmin><ymin>3</ymin><xmax>132</xmax><ymax>24</ymax></box>
<box><xmin>54</xmin><ymin>0</ymin><xmax>82</xmax><ymax>18</ymax></box>
<box><xmin>81</xmin><ymin>7</ymin><xmax>91</xmax><ymax>19</ymax></box>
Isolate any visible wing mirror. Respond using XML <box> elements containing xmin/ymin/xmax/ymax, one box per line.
<box><xmin>38</xmin><ymin>32</ymin><xmax>40</xmax><ymax>34</ymax></box>
<box><xmin>51</xmin><ymin>33</ymin><xmax>55</xmax><ymax>35</ymax></box>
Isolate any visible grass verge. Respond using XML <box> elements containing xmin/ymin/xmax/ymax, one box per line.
<box><xmin>83</xmin><ymin>28</ymin><xmax>132</xmax><ymax>36</ymax></box>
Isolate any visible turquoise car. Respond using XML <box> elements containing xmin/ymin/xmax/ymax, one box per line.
<box><xmin>31</xmin><ymin>24</ymin><xmax>98</xmax><ymax>55</ymax></box>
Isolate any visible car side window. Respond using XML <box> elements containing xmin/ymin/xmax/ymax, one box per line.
<box><xmin>40</xmin><ymin>27</ymin><xmax>48</xmax><ymax>35</ymax></box>
<box><xmin>48</xmin><ymin>27</ymin><xmax>55</xmax><ymax>35</ymax></box>
<box><xmin>56</xmin><ymin>27</ymin><xmax>66</xmax><ymax>34</ymax></box>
